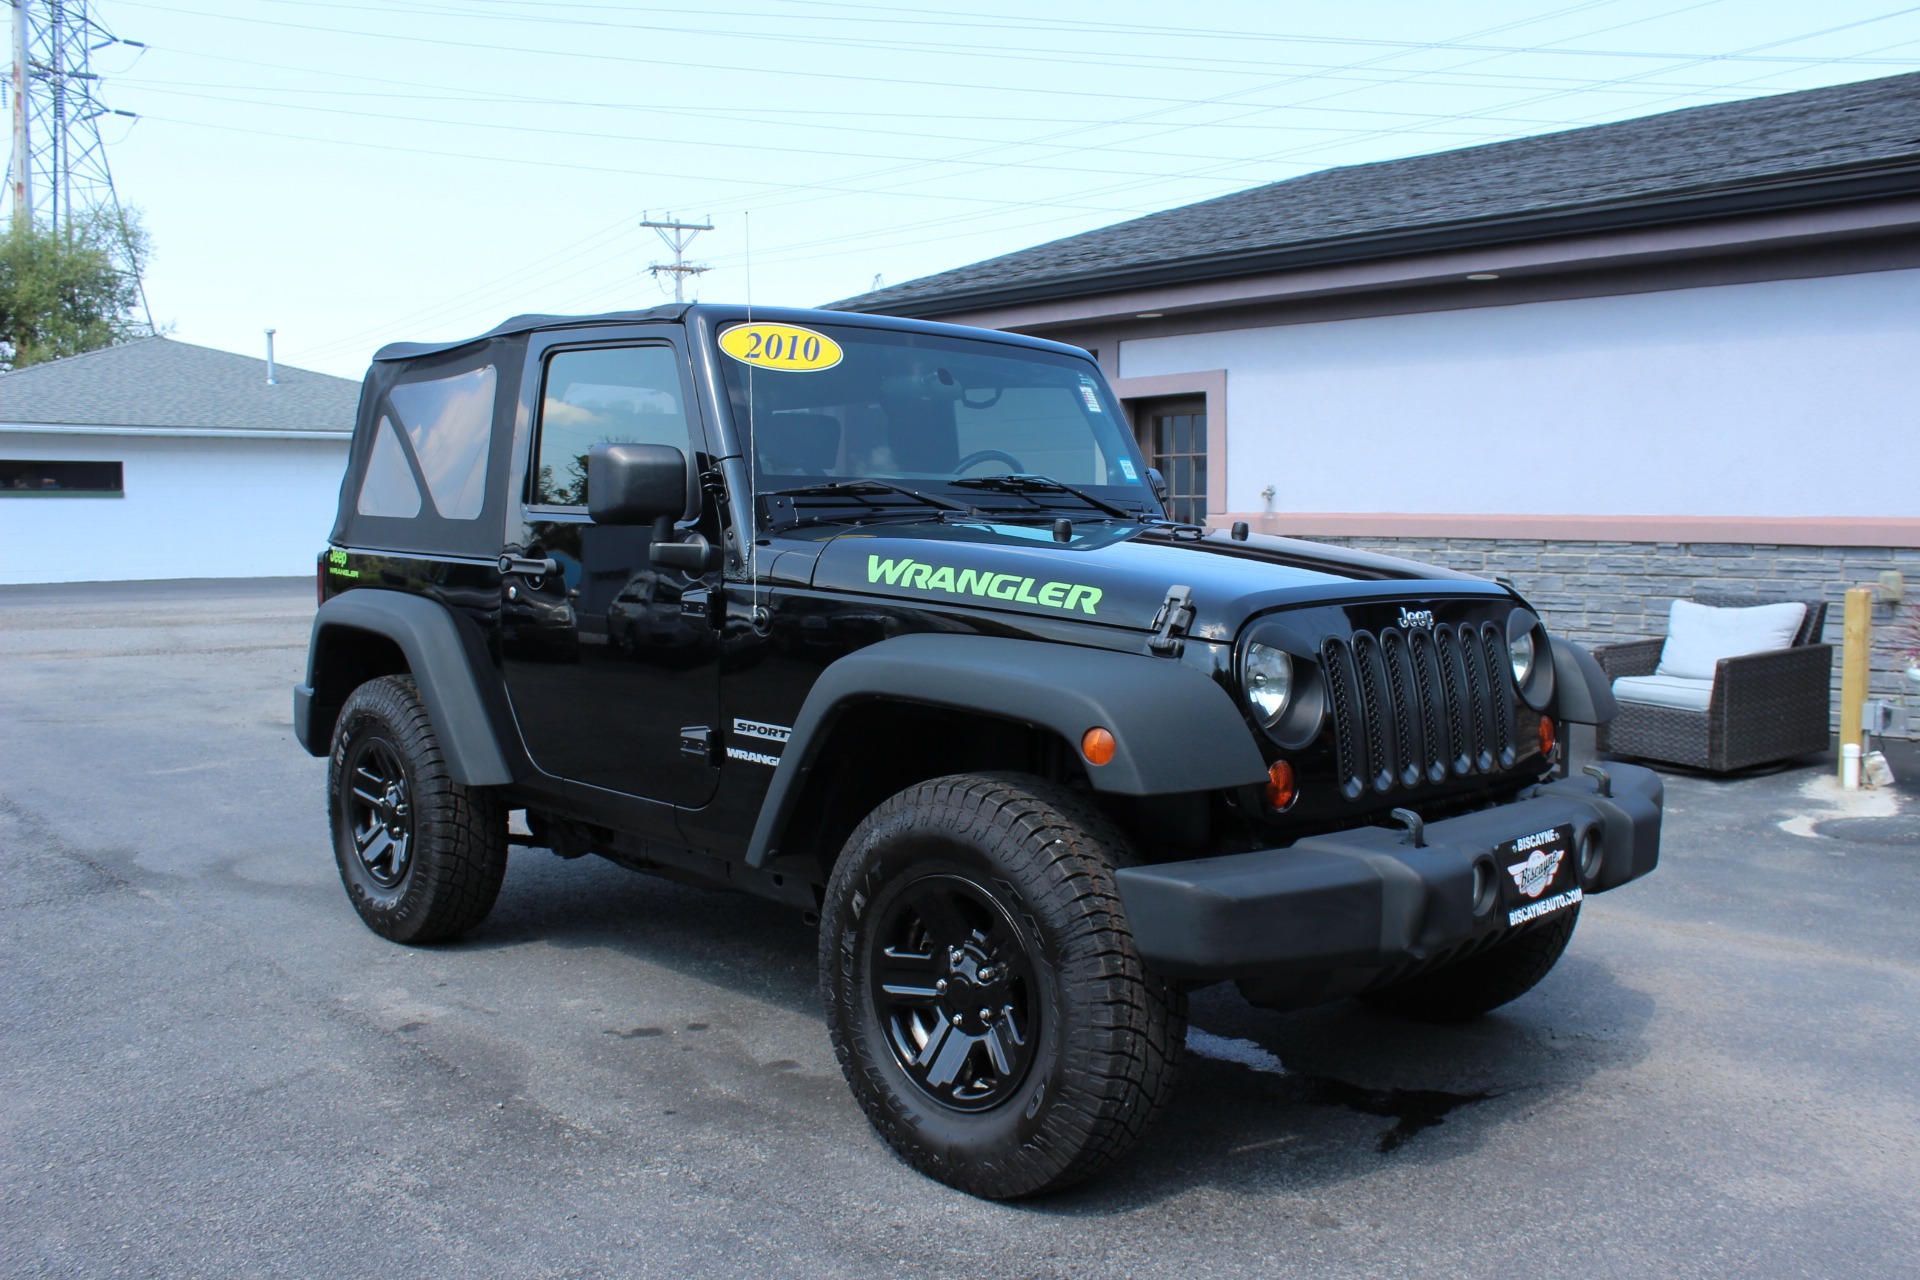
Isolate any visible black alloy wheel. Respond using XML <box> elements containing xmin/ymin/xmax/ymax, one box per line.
<box><xmin>867</xmin><ymin>873</ymin><xmax>1040</xmax><ymax>1112</ymax></box>
<box><xmin>328</xmin><ymin>675</ymin><xmax>508</xmax><ymax>945</ymax></box>
<box><xmin>821</xmin><ymin>773</ymin><xmax>1186</xmax><ymax>1199</ymax></box>
<box><xmin>343</xmin><ymin>736</ymin><xmax>413</xmax><ymax>888</ymax></box>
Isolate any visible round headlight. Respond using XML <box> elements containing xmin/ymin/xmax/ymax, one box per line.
<box><xmin>1508</xmin><ymin>630</ymin><xmax>1535</xmax><ymax>685</ymax></box>
<box><xmin>1244</xmin><ymin>643</ymin><xmax>1293</xmax><ymax>727</ymax></box>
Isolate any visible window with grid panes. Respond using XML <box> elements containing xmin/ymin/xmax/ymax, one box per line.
<box><xmin>1145</xmin><ymin>402</ymin><xmax>1206</xmax><ymax>524</ymax></box>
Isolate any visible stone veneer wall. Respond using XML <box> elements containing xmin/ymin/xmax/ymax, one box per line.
<box><xmin>1283</xmin><ymin>535</ymin><xmax>1920</xmax><ymax>739</ymax></box>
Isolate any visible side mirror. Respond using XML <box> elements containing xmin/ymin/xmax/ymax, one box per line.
<box><xmin>1145</xmin><ymin>466</ymin><xmax>1170</xmax><ymax>506</ymax></box>
<box><xmin>588</xmin><ymin>443</ymin><xmax>689</xmax><ymax>526</ymax></box>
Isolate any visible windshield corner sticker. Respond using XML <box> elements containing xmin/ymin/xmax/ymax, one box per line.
<box><xmin>719</xmin><ymin>322</ymin><xmax>843</xmax><ymax>372</ymax></box>
<box><xmin>1077</xmin><ymin>379</ymin><xmax>1103</xmax><ymax>413</ymax></box>
<box><xmin>1117</xmin><ymin>457</ymin><xmax>1139</xmax><ymax>482</ymax></box>
<box><xmin>867</xmin><ymin>554</ymin><xmax>1102</xmax><ymax>615</ymax></box>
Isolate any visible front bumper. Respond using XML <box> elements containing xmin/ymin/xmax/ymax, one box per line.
<box><xmin>1114</xmin><ymin>766</ymin><xmax>1662</xmax><ymax>982</ymax></box>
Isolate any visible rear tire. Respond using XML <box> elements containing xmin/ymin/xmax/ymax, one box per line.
<box><xmin>328</xmin><ymin>675</ymin><xmax>507</xmax><ymax>944</ymax></box>
<box><xmin>1360</xmin><ymin>907</ymin><xmax>1580</xmax><ymax>1023</ymax></box>
<box><xmin>820</xmin><ymin>773</ymin><xmax>1185</xmax><ymax>1199</ymax></box>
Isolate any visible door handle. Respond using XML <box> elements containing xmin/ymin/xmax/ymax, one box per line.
<box><xmin>498</xmin><ymin>554</ymin><xmax>560</xmax><ymax>577</ymax></box>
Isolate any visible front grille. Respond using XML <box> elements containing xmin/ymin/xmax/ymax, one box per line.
<box><xmin>1322</xmin><ymin>622</ymin><xmax>1517</xmax><ymax>800</ymax></box>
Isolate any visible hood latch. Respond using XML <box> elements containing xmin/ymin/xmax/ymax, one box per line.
<box><xmin>1148</xmin><ymin>584</ymin><xmax>1195</xmax><ymax>657</ymax></box>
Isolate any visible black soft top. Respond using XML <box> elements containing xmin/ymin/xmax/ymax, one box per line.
<box><xmin>372</xmin><ymin>304</ymin><xmax>689</xmax><ymax>362</ymax></box>
<box><xmin>372</xmin><ymin>303</ymin><xmax>1095</xmax><ymax>365</ymax></box>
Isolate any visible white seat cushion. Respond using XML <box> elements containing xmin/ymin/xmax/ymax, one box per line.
<box><xmin>1655</xmin><ymin>599</ymin><xmax>1806</xmax><ymax>680</ymax></box>
<box><xmin>1613</xmin><ymin>673</ymin><xmax>1715</xmax><ymax>712</ymax></box>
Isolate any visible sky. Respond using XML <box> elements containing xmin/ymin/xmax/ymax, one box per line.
<box><xmin>43</xmin><ymin>0</ymin><xmax>1920</xmax><ymax>378</ymax></box>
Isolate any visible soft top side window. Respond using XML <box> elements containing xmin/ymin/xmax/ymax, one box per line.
<box><xmin>533</xmin><ymin>345</ymin><xmax>692</xmax><ymax>507</ymax></box>
<box><xmin>388</xmin><ymin>366</ymin><xmax>498</xmax><ymax>520</ymax></box>
<box><xmin>355</xmin><ymin>416</ymin><xmax>424</xmax><ymax>518</ymax></box>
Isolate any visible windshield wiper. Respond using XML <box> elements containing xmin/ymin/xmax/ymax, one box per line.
<box><xmin>768</xmin><ymin>480</ymin><xmax>973</xmax><ymax>513</ymax></box>
<box><xmin>762</xmin><ymin>479</ymin><xmax>998</xmax><ymax>530</ymax></box>
<box><xmin>948</xmin><ymin>473</ymin><xmax>1138</xmax><ymax>520</ymax></box>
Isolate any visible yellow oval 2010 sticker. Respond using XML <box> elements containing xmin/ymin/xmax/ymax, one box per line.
<box><xmin>719</xmin><ymin>322</ymin><xmax>843</xmax><ymax>372</ymax></box>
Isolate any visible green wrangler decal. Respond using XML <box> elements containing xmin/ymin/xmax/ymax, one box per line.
<box><xmin>867</xmin><ymin>555</ymin><xmax>1103</xmax><ymax>615</ymax></box>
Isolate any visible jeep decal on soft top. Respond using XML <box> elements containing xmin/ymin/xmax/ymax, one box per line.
<box><xmin>867</xmin><ymin>554</ymin><xmax>1103</xmax><ymax>615</ymax></box>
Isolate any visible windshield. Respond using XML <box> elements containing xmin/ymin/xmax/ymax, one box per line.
<box><xmin>714</xmin><ymin>321</ymin><xmax>1153</xmax><ymax>520</ymax></box>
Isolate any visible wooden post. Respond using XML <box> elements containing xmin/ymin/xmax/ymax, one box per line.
<box><xmin>1838</xmin><ymin>586</ymin><xmax>1873</xmax><ymax>780</ymax></box>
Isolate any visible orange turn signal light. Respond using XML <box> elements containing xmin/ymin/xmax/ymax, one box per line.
<box><xmin>1264</xmin><ymin>759</ymin><xmax>1297</xmax><ymax>810</ymax></box>
<box><xmin>1538</xmin><ymin>715</ymin><xmax>1557</xmax><ymax>758</ymax></box>
<box><xmin>1081</xmin><ymin>726</ymin><xmax>1116</xmax><ymax>766</ymax></box>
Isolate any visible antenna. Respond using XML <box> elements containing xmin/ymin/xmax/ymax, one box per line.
<box><xmin>743</xmin><ymin>209</ymin><xmax>757</xmax><ymax>614</ymax></box>
<box><xmin>639</xmin><ymin>212</ymin><xmax>712</xmax><ymax>303</ymax></box>
<box><xmin>4</xmin><ymin>1</ymin><xmax>151</xmax><ymax>331</ymax></box>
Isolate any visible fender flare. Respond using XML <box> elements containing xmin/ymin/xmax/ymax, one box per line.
<box><xmin>745</xmin><ymin>633</ymin><xmax>1270</xmax><ymax>866</ymax></box>
<box><xmin>1548</xmin><ymin>635</ymin><xmax>1617</xmax><ymax>726</ymax></box>
<box><xmin>297</xmin><ymin>589</ymin><xmax>521</xmax><ymax>786</ymax></box>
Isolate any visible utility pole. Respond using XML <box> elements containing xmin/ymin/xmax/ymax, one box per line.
<box><xmin>640</xmin><ymin>213</ymin><xmax>711</xmax><ymax>303</ymax></box>
<box><xmin>4</xmin><ymin>1</ymin><xmax>150</xmax><ymax>327</ymax></box>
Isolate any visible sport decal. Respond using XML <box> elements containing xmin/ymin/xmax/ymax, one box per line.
<box><xmin>732</xmin><ymin>718</ymin><xmax>792</xmax><ymax>744</ymax></box>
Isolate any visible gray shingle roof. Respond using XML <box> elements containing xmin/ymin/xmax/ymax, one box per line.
<box><xmin>0</xmin><ymin>337</ymin><xmax>361</xmax><ymax>432</ymax></box>
<box><xmin>834</xmin><ymin>70</ymin><xmax>1920</xmax><ymax>317</ymax></box>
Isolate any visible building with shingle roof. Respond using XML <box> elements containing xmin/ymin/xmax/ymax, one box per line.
<box><xmin>835</xmin><ymin>71</ymin><xmax>1920</xmax><ymax>736</ymax></box>
<box><xmin>1</xmin><ymin>338</ymin><xmax>362</xmax><ymax>583</ymax></box>
<box><xmin>837</xmin><ymin>71</ymin><xmax>1920</xmax><ymax>322</ymax></box>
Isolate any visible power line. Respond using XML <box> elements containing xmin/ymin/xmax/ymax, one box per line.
<box><xmin>113</xmin><ymin>0</ymin><xmax>1920</xmax><ymax>108</ymax></box>
<box><xmin>156</xmin><ymin>0</ymin><xmax>1920</xmax><ymax>365</ymax></box>
<box><xmin>241</xmin><ymin>0</ymin><xmax>1920</xmax><ymax>71</ymax></box>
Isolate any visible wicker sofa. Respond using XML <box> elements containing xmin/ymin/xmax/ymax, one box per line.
<box><xmin>1593</xmin><ymin>593</ymin><xmax>1831</xmax><ymax>773</ymax></box>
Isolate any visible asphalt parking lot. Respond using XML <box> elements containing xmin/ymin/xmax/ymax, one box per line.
<box><xmin>2</xmin><ymin>578</ymin><xmax>1916</xmax><ymax>1279</ymax></box>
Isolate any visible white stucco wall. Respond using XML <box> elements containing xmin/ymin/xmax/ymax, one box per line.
<box><xmin>0</xmin><ymin>432</ymin><xmax>349</xmax><ymax>583</ymax></box>
<box><xmin>1118</xmin><ymin>268</ymin><xmax>1920</xmax><ymax>518</ymax></box>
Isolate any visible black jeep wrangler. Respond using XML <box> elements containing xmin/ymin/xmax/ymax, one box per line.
<box><xmin>295</xmin><ymin>304</ymin><xmax>1660</xmax><ymax>1198</ymax></box>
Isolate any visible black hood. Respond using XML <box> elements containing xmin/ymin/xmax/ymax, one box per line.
<box><xmin>805</xmin><ymin>520</ymin><xmax>1509</xmax><ymax>639</ymax></box>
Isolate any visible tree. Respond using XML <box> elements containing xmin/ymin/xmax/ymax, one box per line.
<box><xmin>0</xmin><ymin>208</ymin><xmax>151</xmax><ymax>371</ymax></box>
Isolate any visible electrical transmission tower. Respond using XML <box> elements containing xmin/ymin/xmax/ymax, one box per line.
<box><xmin>640</xmin><ymin>213</ymin><xmax>711</xmax><ymax>303</ymax></box>
<box><xmin>5</xmin><ymin>0</ymin><xmax>151</xmax><ymax>326</ymax></box>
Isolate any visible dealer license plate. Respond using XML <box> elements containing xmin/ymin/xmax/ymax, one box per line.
<box><xmin>1494</xmin><ymin>823</ymin><xmax>1582</xmax><ymax>929</ymax></box>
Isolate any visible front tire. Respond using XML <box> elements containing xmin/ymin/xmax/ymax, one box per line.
<box><xmin>328</xmin><ymin>675</ymin><xmax>507</xmax><ymax>944</ymax></box>
<box><xmin>1360</xmin><ymin>907</ymin><xmax>1580</xmax><ymax>1023</ymax></box>
<box><xmin>820</xmin><ymin>773</ymin><xmax>1185</xmax><ymax>1199</ymax></box>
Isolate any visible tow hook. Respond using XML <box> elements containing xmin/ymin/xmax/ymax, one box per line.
<box><xmin>1390</xmin><ymin>807</ymin><xmax>1427</xmax><ymax>848</ymax></box>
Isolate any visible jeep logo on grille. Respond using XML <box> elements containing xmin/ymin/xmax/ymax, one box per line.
<box><xmin>1398</xmin><ymin>607</ymin><xmax>1435</xmax><ymax>630</ymax></box>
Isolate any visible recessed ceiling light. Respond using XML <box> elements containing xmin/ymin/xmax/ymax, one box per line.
<box><xmin>1136</xmin><ymin>311</ymin><xmax>1164</xmax><ymax>319</ymax></box>
<box><xmin>1466</xmin><ymin>273</ymin><xmax>1500</xmax><ymax>281</ymax></box>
